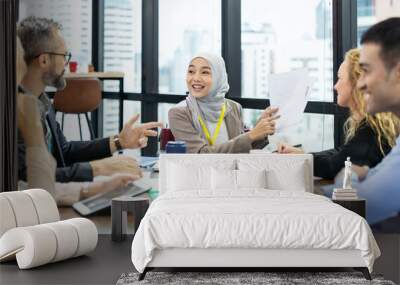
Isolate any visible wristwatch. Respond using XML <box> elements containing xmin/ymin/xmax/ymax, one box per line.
<box><xmin>114</xmin><ymin>135</ymin><xmax>123</xmax><ymax>153</ymax></box>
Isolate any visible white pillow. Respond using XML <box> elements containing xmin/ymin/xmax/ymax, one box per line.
<box><xmin>266</xmin><ymin>166</ymin><xmax>306</xmax><ymax>191</ymax></box>
<box><xmin>236</xmin><ymin>169</ymin><xmax>267</xmax><ymax>189</ymax></box>
<box><xmin>211</xmin><ymin>168</ymin><xmax>236</xmax><ymax>190</ymax></box>
<box><xmin>237</xmin><ymin>158</ymin><xmax>308</xmax><ymax>191</ymax></box>
<box><xmin>168</xmin><ymin>162</ymin><xmax>211</xmax><ymax>191</ymax></box>
<box><xmin>167</xmin><ymin>159</ymin><xmax>236</xmax><ymax>192</ymax></box>
<box><xmin>211</xmin><ymin>169</ymin><xmax>267</xmax><ymax>191</ymax></box>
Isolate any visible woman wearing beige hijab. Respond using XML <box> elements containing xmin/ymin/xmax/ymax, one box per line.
<box><xmin>169</xmin><ymin>53</ymin><xmax>279</xmax><ymax>153</ymax></box>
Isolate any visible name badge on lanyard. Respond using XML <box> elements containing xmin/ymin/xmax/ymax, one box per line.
<box><xmin>198</xmin><ymin>103</ymin><xmax>226</xmax><ymax>146</ymax></box>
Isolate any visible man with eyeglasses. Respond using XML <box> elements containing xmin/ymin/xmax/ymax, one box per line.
<box><xmin>34</xmin><ymin>50</ymin><xmax>71</xmax><ymax>90</ymax></box>
<box><xmin>17</xmin><ymin>16</ymin><xmax>162</xmax><ymax>184</ymax></box>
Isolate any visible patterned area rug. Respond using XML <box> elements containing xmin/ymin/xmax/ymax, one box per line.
<box><xmin>116</xmin><ymin>271</ymin><xmax>396</xmax><ymax>285</ymax></box>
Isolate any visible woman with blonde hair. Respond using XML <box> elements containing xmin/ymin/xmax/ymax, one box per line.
<box><xmin>278</xmin><ymin>48</ymin><xmax>400</xmax><ymax>179</ymax></box>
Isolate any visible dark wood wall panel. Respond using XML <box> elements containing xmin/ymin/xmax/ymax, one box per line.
<box><xmin>0</xmin><ymin>0</ymin><xmax>18</xmax><ymax>192</ymax></box>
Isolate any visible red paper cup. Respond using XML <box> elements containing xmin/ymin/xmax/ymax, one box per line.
<box><xmin>69</xmin><ymin>61</ymin><xmax>78</xmax><ymax>73</ymax></box>
<box><xmin>160</xmin><ymin>128</ymin><xmax>175</xmax><ymax>151</ymax></box>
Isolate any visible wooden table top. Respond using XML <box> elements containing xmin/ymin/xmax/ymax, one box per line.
<box><xmin>58</xmin><ymin>207</ymin><xmax>121</xmax><ymax>234</ymax></box>
<box><xmin>64</xmin><ymin>71</ymin><xmax>124</xmax><ymax>79</ymax></box>
<box><xmin>58</xmin><ymin>170</ymin><xmax>157</xmax><ymax>227</ymax></box>
<box><xmin>58</xmin><ymin>191</ymin><xmax>153</xmax><ymax>235</ymax></box>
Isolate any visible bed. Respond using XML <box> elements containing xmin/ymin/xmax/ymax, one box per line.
<box><xmin>131</xmin><ymin>154</ymin><xmax>380</xmax><ymax>280</ymax></box>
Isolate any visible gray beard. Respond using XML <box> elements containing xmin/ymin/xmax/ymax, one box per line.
<box><xmin>43</xmin><ymin>70</ymin><xmax>66</xmax><ymax>91</ymax></box>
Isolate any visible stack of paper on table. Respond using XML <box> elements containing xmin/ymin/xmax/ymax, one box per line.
<box><xmin>332</xmin><ymin>188</ymin><xmax>359</xmax><ymax>200</ymax></box>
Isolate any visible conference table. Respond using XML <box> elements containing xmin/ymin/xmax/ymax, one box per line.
<box><xmin>59</xmin><ymin>169</ymin><xmax>158</xmax><ymax>235</ymax></box>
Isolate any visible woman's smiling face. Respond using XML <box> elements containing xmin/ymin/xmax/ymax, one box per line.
<box><xmin>186</xmin><ymin>57</ymin><xmax>213</xmax><ymax>98</ymax></box>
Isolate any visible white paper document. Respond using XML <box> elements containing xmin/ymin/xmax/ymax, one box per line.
<box><xmin>269</xmin><ymin>69</ymin><xmax>314</xmax><ymax>132</ymax></box>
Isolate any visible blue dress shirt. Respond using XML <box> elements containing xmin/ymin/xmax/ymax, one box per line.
<box><xmin>322</xmin><ymin>136</ymin><xmax>400</xmax><ymax>225</ymax></box>
<box><xmin>356</xmin><ymin>135</ymin><xmax>400</xmax><ymax>224</ymax></box>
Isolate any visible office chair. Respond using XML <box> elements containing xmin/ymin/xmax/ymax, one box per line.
<box><xmin>53</xmin><ymin>78</ymin><xmax>101</xmax><ymax>140</ymax></box>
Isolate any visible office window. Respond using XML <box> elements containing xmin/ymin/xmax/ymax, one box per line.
<box><xmin>123</xmin><ymin>101</ymin><xmax>142</xmax><ymax>158</ymax></box>
<box><xmin>357</xmin><ymin>0</ymin><xmax>400</xmax><ymax>43</ymax></box>
<box><xmin>103</xmin><ymin>0</ymin><xmax>142</xmax><ymax>93</ymax></box>
<box><xmin>241</xmin><ymin>0</ymin><xmax>333</xmax><ymax>102</ymax></box>
<box><xmin>103</xmin><ymin>99</ymin><xmax>120</xmax><ymax>137</ymax></box>
<box><xmin>20</xmin><ymin>0</ymin><xmax>92</xmax><ymax>72</ymax></box>
<box><xmin>242</xmin><ymin>109</ymin><xmax>334</xmax><ymax>152</ymax></box>
<box><xmin>102</xmin><ymin>100</ymin><xmax>141</xmax><ymax>138</ymax></box>
<box><xmin>158</xmin><ymin>103</ymin><xmax>177</xmax><ymax>128</ymax></box>
<box><xmin>102</xmin><ymin>100</ymin><xmax>141</xmax><ymax>157</ymax></box>
<box><xmin>102</xmin><ymin>0</ymin><xmax>141</xmax><ymax>141</ymax></box>
<box><xmin>159</xmin><ymin>0</ymin><xmax>221</xmax><ymax>94</ymax></box>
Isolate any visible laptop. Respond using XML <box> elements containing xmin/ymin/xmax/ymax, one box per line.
<box><xmin>72</xmin><ymin>179</ymin><xmax>151</xmax><ymax>216</ymax></box>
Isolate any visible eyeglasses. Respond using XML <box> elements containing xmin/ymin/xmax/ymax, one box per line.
<box><xmin>34</xmin><ymin>51</ymin><xmax>72</xmax><ymax>66</ymax></box>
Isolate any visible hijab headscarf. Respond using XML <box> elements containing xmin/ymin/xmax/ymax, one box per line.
<box><xmin>185</xmin><ymin>53</ymin><xmax>231</xmax><ymax>133</ymax></box>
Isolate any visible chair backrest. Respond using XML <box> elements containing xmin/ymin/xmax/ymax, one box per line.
<box><xmin>0</xmin><ymin>189</ymin><xmax>59</xmax><ymax>238</ymax></box>
<box><xmin>159</xmin><ymin>153</ymin><xmax>314</xmax><ymax>194</ymax></box>
<box><xmin>53</xmin><ymin>78</ymin><xmax>101</xmax><ymax>113</ymax></box>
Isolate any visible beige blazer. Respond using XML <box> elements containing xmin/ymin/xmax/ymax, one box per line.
<box><xmin>168</xmin><ymin>99</ymin><xmax>268</xmax><ymax>153</ymax></box>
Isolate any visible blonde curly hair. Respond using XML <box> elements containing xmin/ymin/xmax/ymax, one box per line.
<box><xmin>343</xmin><ymin>48</ymin><xmax>400</xmax><ymax>155</ymax></box>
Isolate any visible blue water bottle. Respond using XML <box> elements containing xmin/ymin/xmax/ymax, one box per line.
<box><xmin>165</xmin><ymin>141</ymin><xmax>187</xmax><ymax>153</ymax></box>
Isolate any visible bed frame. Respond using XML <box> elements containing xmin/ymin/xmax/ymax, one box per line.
<box><xmin>139</xmin><ymin>248</ymin><xmax>371</xmax><ymax>280</ymax></box>
<box><xmin>137</xmin><ymin>154</ymin><xmax>372</xmax><ymax>281</ymax></box>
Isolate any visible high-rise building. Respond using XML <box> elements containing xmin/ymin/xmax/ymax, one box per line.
<box><xmin>241</xmin><ymin>23</ymin><xmax>277</xmax><ymax>125</ymax></box>
<box><xmin>103</xmin><ymin>0</ymin><xmax>141</xmax><ymax>137</ymax></box>
<box><xmin>104</xmin><ymin>0</ymin><xmax>141</xmax><ymax>92</ymax></box>
<box><xmin>20</xmin><ymin>0</ymin><xmax>92</xmax><ymax>70</ymax></box>
<box><xmin>357</xmin><ymin>0</ymin><xmax>400</xmax><ymax>43</ymax></box>
<box><xmin>316</xmin><ymin>0</ymin><xmax>332</xmax><ymax>40</ymax></box>
<box><xmin>241</xmin><ymin>23</ymin><xmax>276</xmax><ymax>99</ymax></box>
<box><xmin>357</xmin><ymin>0</ymin><xmax>376</xmax><ymax>42</ymax></box>
<box><xmin>240</xmin><ymin>6</ymin><xmax>334</xmax><ymax>151</ymax></box>
<box><xmin>283</xmin><ymin>39</ymin><xmax>333</xmax><ymax>101</ymax></box>
<box><xmin>358</xmin><ymin>0</ymin><xmax>400</xmax><ymax>40</ymax></box>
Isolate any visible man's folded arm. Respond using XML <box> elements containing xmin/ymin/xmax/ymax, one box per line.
<box><xmin>55</xmin><ymin>162</ymin><xmax>94</xmax><ymax>182</ymax></box>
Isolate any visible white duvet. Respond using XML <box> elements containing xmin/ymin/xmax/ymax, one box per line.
<box><xmin>131</xmin><ymin>190</ymin><xmax>380</xmax><ymax>273</ymax></box>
